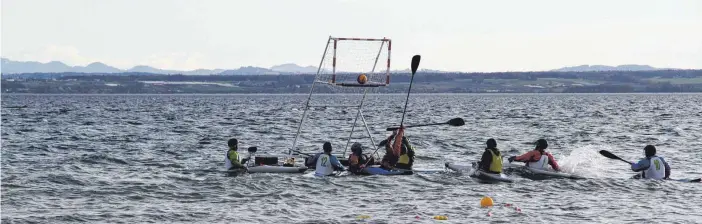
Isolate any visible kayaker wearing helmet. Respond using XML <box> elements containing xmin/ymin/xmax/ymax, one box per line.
<box><xmin>631</xmin><ymin>145</ymin><xmax>670</xmax><ymax>180</ymax></box>
<box><xmin>477</xmin><ymin>138</ymin><xmax>503</xmax><ymax>174</ymax></box>
<box><xmin>348</xmin><ymin>142</ymin><xmax>374</xmax><ymax>174</ymax></box>
<box><xmin>224</xmin><ymin>138</ymin><xmax>247</xmax><ymax>171</ymax></box>
<box><xmin>508</xmin><ymin>139</ymin><xmax>560</xmax><ymax>171</ymax></box>
<box><xmin>378</xmin><ymin>128</ymin><xmax>405</xmax><ymax>170</ymax></box>
<box><xmin>315</xmin><ymin>142</ymin><xmax>345</xmax><ymax>176</ymax></box>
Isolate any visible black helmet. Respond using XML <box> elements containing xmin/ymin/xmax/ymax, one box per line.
<box><xmin>323</xmin><ymin>142</ymin><xmax>332</xmax><ymax>152</ymax></box>
<box><xmin>486</xmin><ymin>138</ymin><xmax>497</xmax><ymax>149</ymax></box>
<box><xmin>351</xmin><ymin>143</ymin><xmax>363</xmax><ymax>154</ymax></box>
<box><xmin>228</xmin><ymin>138</ymin><xmax>238</xmax><ymax>148</ymax></box>
<box><xmin>536</xmin><ymin>139</ymin><xmax>548</xmax><ymax>149</ymax></box>
<box><xmin>644</xmin><ymin>145</ymin><xmax>656</xmax><ymax>157</ymax></box>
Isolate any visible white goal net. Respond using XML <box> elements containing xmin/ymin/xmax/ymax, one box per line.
<box><xmin>316</xmin><ymin>37</ymin><xmax>391</xmax><ymax>87</ymax></box>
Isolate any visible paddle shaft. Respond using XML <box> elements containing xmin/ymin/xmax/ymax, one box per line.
<box><xmin>399</xmin><ymin>74</ymin><xmax>415</xmax><ymax>127</ymax></box>
<box><xmin>386</xmin><ymin>122</ymin><xmax>447</xmax><ymax>131</ymax></box>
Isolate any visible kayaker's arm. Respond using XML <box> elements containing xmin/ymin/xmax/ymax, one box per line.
<box><xmin>330</xmin><ymin>156</ymin><xmax>345</xmax><ymax>171</ymax></box>
<box><xmin>228</xmin><ymin>151</ymin><xmax>246</xmax><ymax>169</ymax></box>
<box><xmin>661</xmin><ymin>157</ymin><xmax>671</xmax><ymax>179</ymax></box>
<box><xmin>631</xmin><ymin>159</ymin><xmax>650</xmax><ymax>172</ymax></box>
<box><xmin>546</xmin><ymin>153</ymin><xmax>560</xmax><ymax>172</ymax></box>
<box><xmin>514</xmin><ymin>151</ymin><xmax>536</xmax><ymax>162</ymax></box>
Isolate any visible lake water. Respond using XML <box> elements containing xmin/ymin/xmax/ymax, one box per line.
<box><xmin>2</xmin><ymin>94</ymin><xmax>702</xmax><ymax>223</ymax></box>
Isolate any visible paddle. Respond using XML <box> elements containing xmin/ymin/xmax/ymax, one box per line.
<box><xmin>363</xmin><ymin>55</ymin><xmax>421</xmax><ymax>168</ymax></box>
<box><xmin>291</xmin><ymin>150</ymin><xmax>314</xmax><ymax>157</ymax></box>
<box><xmin>386</xmin><ymin>117</ymin><xmax>464</xmax><ymax>131</ymax></box>
<box><xmin>598</xmin><ymin>150</ymin><xmax>633</xmax><ymax>165</ymax></box>
<box><xmin>399</xmin><ymin>55</ymin><xmax>421</xmax><ymax>127</ymax></box>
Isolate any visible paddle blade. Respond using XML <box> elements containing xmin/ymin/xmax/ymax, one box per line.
<box><xmin>448</xmin><ymin>118</ymin><xmax>465</xmax><ymax>126</ymax></box>
<box><xmin>598</xmin><ymin>150</ymin><xmax>620</xmax><ymax>160</ymax></box>
<box><xmin>410</xmin><ymin>55</ymin><xmax>421</xmax><ymax>74</ymax></box>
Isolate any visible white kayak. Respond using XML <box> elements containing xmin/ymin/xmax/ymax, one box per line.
<box><xmin>246</xmin><ymin>165</ymin><xmax>308</xmax><ymax>173</ymax></box>
<box><xmin>445</xmin><ymin>162</ymin><xmax>514</xmax><ymax>183</ymax></box>
<box><xmin>505</xmin><ymin>163</ymin><xmax>585</xmax><ymax>179</ymax></box>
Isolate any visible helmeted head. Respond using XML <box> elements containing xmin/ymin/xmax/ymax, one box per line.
<box><xmin>486</xmin><ymin>138</ymin><xmax>497</xmax><ymax>149</ymax></box>
<box><xmin>535</xmin><ymin>139</ymin><xmax>548</xmax><ymax>150</ymax></box>
<box><xmin>351</xmin><ymin>142</ymin><xmax>363</xmax><ymax>155</ymax></box>
<box><xmin>228</xmin><ymin>138</ymin><xmax>238</xmax><ymax>150</ymax></box>
<box><xmin>323</xmin><ymin>142</ymin><xmax>332</xmax><ymax>153</ymax></box>
<box><xmin>644</xmin><ymin>145</ymin><xmax>656</xmax><ymax>157</ymax></box>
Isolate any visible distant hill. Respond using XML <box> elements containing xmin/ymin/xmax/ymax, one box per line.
<box><xmin>552</xmin><ymin>64</ymin><xmax>660</xmax><ymax>72</ymax></box>
<box><xmin>1</xmin><ymin>58</ymin><xmax>309</xmax><ymax>75</ymax></box>
<box><xmin>270</xmin><ymin>63</ymin><xmax>318</xmax><ymax>74</ymax></box>
<box><xmin>218</xmin><ymin>66</ymin><xmax>281</xmax><ymax>75</ymax></box>
<box><xmin>1</xmin><ymin>58</ymin><xmax>123</xmax><ymax>74</ymax></box>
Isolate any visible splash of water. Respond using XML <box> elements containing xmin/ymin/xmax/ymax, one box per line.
<box><xmin>557</xmin><ymin>145</ymin><xmax>624</xmax><ymax>178</ymax></box>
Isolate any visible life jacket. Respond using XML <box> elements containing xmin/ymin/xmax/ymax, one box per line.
<box><xmin>349</xmin><ymin>154</ymin><xmax>360</xmax><ymax>166</ymax></box>
<box><xmin>398</xmin><ymin>154</ymin><xmax>410</xmax><ymax>165</ymax></box>
<box><xmin>397</xmin><ymin>144</ymin><xmax>414</xmax><ymax>166</ymax></box>
<box><xmin>527</xmin><ymin>151</ymin><xmax>549</xmax><ymax>170</ymax></box>
<box><xmin>487</xmin><ymin>148</ymin><xmax>503</xmax><ymax>173</ymax></box>
<box><xmin>225</xmin><ymin>150</ymin><xmax>239</xmax><ymax>170</ymax></box>
<box><xmin>315</xmin><ymin>154</ymin><xmax>334</xmax><ymax>176</ymax></box>
<box><xmin>642</xmin><ymin>156</ymin><xmax>665</xmax><ymax>180</ymax></box>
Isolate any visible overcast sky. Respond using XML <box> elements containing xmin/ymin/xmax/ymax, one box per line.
<box><xmin>2</xmin><ymin>0</ymin><xmax>701</xmax><ymax>72</ymax></box>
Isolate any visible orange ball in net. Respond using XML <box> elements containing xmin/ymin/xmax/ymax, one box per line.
<box><xmin>357</xmin><ymin>74</ymin><xmax>368</xmax><ymax>84</ymax></box>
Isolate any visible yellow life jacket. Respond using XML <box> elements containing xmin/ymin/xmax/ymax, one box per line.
<box><xmin>488</xmin><ymin>148</ymin><xmax>503</xmax><ymax>173</ymax></box>
<box><xmin>398</xmin><ymin>154</ymin><xmax>409</xmax><ymax>164</ymax></box>
<box><xmin>228</xmin><ymin>150</ymin><xmax>240</xmax><ymax>162</ymax></box>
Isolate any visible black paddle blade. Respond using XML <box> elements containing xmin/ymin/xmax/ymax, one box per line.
<box><xmin>448</xmin><ymin>118</ymin><xmax>465</xmax><ymax>126</ymax></box>
<box><xmin>598</xmin><ymin>150</ymin><xmax>619</xmax><ymax>159</ymax></box>
<box><xmin>411</xmin><ymin>55</ymin><xmax>421</xmax><ymax>74</ymax></box>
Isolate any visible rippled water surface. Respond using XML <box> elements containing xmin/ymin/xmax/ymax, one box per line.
<box><xmin>2</xmin><ymin>94</ymin><xmax>702</xmax><ymax>223</ymax></box>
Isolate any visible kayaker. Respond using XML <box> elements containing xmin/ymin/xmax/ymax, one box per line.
<box><xmin>378</xmin><ymin>128</ymin><xmax>404</xmax><ymax>170</ymax></box>
<box><xmin>224</xmin><ymin>138</ymin><xmax>247</xmax><ymax>171</ymax></box>
<box><xmin>395</xmin><ymin>136</ymin><xmax>415</xmax><ymax>170</ymax></box>
<box><xmin>348</xmin><ymin>142</ymin><xmax>370</xmax><ymax>174</ymax></box>
<box><xmin>477</xmin><ymin>138</ymin><xmax>503</xmax><ymax>174</ymax></box>
<box><xmin>315</xmin><ymin>142</ymin><xmax>345</xmax><ymax>176</ymax></box>
<box><xmin>508</xmin><ymin>139</ymin><xmax>560</xmax><ymax>171</ymax></box>
<box><xmin>631</xmin><ymin>145</ymin><xmax>670</xmax><ymax>180</ymax></box>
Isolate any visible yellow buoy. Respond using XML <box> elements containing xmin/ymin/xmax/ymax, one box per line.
<box><xmin>356</xmin><ymin>215</ymin><xmax>370</xmax><ymax>220</ymax></box>
<box><xmin>433</xmin><ymin>215</ymin><xmax>448</xmax><ymax>220</ymax></box>
<box><xmin>480</xmin><ymin>196</ymin><xmax>494</xmax><ymax>207</ymax></box>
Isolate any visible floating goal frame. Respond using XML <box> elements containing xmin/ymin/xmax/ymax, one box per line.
<box><xmin>290</xmin><ymin>36</ymin><xmax>392</xmax><ymax>158</ymax></box>
<box><xmin>315</xmin><ymin>37</ymin><xmax>391</xmax><ymax>87</ymax></box>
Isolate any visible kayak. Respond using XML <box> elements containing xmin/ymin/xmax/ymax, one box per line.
<box><xmin>505</xmin><ymin>163</ymin><xmax>585</xmax><ymax>180</ymax></box>
<box><xmin>676</xmin><ymin>178</ymin><xmax>701</xmax><ymax>183</ymax></box>
<box><xmin>631</xmin><ymin>174</ymin><xmax>701</xmax><ymax>183</ymax></box>
<box><xmin>445</xmin><ymin>162</ymin><xmax>514</xmax><ymax>183</ymax></box>
<box><xmin>247</xmin><ymin>165</ymin><xmax>308</xmax><ymax>173</ymax></box>
<box><xmin>359</xmin><ymin>166</ymin><xmax>413</xmax><ymax>175</ymax></box>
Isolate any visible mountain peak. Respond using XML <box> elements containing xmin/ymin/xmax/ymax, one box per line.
<box><xmin>270</xmin><ymin>63</ymin><xmax>318</xmax><ymax>74</ymax></box>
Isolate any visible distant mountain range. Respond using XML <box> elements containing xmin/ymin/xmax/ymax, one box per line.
<box><xmin>1</xmin><ymin>58</ymin><xmax>670</xmax><ymax>75</ymax></box>
<box><xmin>551</xmin><ymin>64</ymin><xmax>661</xmax><ymax>72</ymax></box>
<box><xmin>0</xmin><ymin>58</ymin><xmax>315</xmax><ymax>75</ymax></box>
